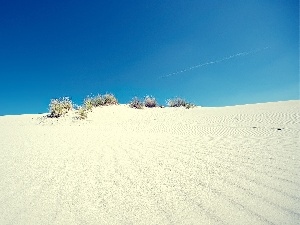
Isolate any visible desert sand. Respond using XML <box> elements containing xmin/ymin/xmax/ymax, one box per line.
<box><xmin>0</xmin><ymin>100</ymin><xmax>299</xmax><ymax>225</ymax></box>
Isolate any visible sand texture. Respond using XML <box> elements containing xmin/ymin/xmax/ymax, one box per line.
<box><xmin>0</xmin><ymin>100</ymin><xmax>299</xmax><ymax>225</ymax></box>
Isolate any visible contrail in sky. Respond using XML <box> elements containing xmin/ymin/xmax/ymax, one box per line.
<box><xmin>159</xmin><ymin>47</ymin><xmax>270</xmax><ymax>79</ymax></box>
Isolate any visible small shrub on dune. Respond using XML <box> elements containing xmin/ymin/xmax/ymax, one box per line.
<box><xmin>185</xmin><ymin>102</ymin><xmax>196</xmax><ymax>109</ymax></box>
<box><xmin>76</xmin><ymin>106</ymin><xmax>88</xmax><ymax>119</ymax></box>
<box><xmin>103</xmin><ymin>93</ymin><xmax>118</xmax><ymax>105</ymax></box>
<box><xmin>83</xmin><ymin>96</ymin><xmax>94</xmax><ymax>111</ymax></box>
<box><xmin>91</xmin><ymin>94</ymin><xmax>105</xmax><ymax>107</ymax></box>
<box><xmin>166</xmin><ymin>97</ymin><xmax>187</xmax><ymax>107</ymax></box>
<box><xmin>166</xmin><ymin>97</ymin><xmax>195</xmax><ymax>109</ymax></box>
<box><xmin>144</xmin><ymin>95</ymin><xmax>158</xmax><ymax>108</ymax></box>
<box><xmin>129</xmin><ymin>97</ymin><xmax>144</xmax><ymax>109</ymax></box>
<box><xmin>48</xmin><ymin>97</ymin><xmax>73</xmax><ymax>118</ymax></box>
<box><xmin>83</xmin><ymin>93</ymin><xmax>118</xmax><ymax>108</ymax></box>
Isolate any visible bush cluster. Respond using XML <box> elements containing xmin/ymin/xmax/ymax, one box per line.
<box><xmin>48</xmin><ymin>93</ymin><xmax>119</xmax><ymax>119</ymax></box>
<box><xmin>48</xmin><ymin>93</ymin><xmax>196</xmax><ymax>119</ymax></box>
<box><xmin>129</xmin><ymin>95</ymin><xmax>159</xmax><ymax>109</ymax></box>
<box><xmin>84</xmin><ymin>93</ymin><xmax>118</xmax><ymax>108</ymax></box>
<box><xmin>166</xmin><ymin>97</ymin><xmax>195</xmax><ymax>109</ymax></box>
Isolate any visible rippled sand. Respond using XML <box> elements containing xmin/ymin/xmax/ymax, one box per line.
<box><xmin>0</xmin><ymin>100</ymin><xmax>299</xmax><ymax>224</ymax></box>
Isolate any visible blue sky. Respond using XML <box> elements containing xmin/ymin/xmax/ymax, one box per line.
<box><xmin>0</xmin><ymin>0</ymin><xmax>298</xmax><ymax>115</ymax></box>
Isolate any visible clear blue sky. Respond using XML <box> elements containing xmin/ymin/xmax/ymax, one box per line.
<box><xmin>0</xmin><ymin>0</ymin><xmax>298</xmax><ymax>115</ymax></box>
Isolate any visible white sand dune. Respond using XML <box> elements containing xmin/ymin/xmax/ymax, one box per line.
<box><xmin>0</xmin><ymin>100</ymin><xmax>299</xmax><ymax>225</ymax></box>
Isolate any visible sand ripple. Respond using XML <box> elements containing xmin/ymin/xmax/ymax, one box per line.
<box><xmin>0</xmin><ymin>100</ymin><xmax>299</xmax><ymax>224</ymax></box>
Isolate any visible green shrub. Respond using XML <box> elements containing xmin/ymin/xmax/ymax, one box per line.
<box><xmin>144</xmin><ymin>95</ymin><xmax>158</xmax><ymax>108</ymax></box>
<box><xmin>129</xmin><ymin>97</ymin><xmax>144</xmax><ymax>109</ymax></box>
<box><xmin>48</xmin><ymin>97</ymin><xmax>73</xmax><ymax>118</ymax></box>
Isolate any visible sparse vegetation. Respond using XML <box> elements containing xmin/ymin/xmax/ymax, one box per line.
<box><xmin>91</xmin><ymin>94</ymin><xmax>105</xmax><ymax>107</ymax></box>
<box><xmin>46</xmin><ymin>93</ymin><xmax>196</xmax><ymax>121</ymax></box>
<box><xmin>166</xmin><ymin>97</ymin><xmax>186</xmax><ymax>107</ymax></box>
<box><xmin>129</xmin><ymin>97</ymin><xmax>144</xmax><ymax>109</ymax></box>
<box><xmin>77</xmin><ymin>93</ymin><xmax>119</xmax><ymax>119</ymax></box>
<box><xmin>48</xmin><ymin>97</ymin><xmax>73</xmax><ymax>118</ymax></box>
<box><xmin>166</xmin><ymin>97</ymin><xmax>195</xmax><ymax>109</ymax></box>
<box><xmin>83</xmin><ymin>96</ymin><xmax>94</xmax><ymax>111</ymax></box>
<box><xmin>144</xmin><ymin>95</ymin><xmax>158</xmax><ymax>108</ymax></box>
<box><xmin>185</xmin><ymin>102</ymin><xmax>196</xmax><ymax>109</ymax></box>
<box><xmin>103</xmin><ymin>93</ymin><xmax>118</xmax><ymax>105</ymax></box>
<box><xmin>76</xmin><ymin>106</ymin><xmax>88</xmax><ymax>119</ymax></box>
<box><xmin>84</xmin><ymin>93</ymin><xmax>118</xmax><ymax>108</ymax></box>
<box><xmin>47</xmin><ymin>93</ymin><xmax>120</xmax><ymax>120</ymax></box>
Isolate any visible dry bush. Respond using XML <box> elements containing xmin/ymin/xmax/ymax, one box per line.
<box><xmin>91</xmin><ymin>94</ymin><xmax>105</xmax><ymax>107</ymax></box>
<box><xmin>144</xmin><ymin>95</ymin><xmax>158</xmax><ymax>108</ymax></box>
<box><xmin>166</xmin><ymin>97</ymin><xmax>187</xmax><ymax>107</ymax></box>
<box><xmin>83</xmin><ymin>96</ymin><xmax>94</xmax><ymax>111</ymax></box>
<box><xmin>129</xmin><ymin>97</ymin><xmax>144</xmax><ymax>109</ymax></box>
<box><xmin>48</xmin><ymin>97</ymin><xmax>73</xmax><ymax>118</ymax></box>
<box><xmin>166</xmin><ymin>97</ymin><xmax>195</xmax><ymax>109</ymax></box>
<box><xmin>82</xmin><ymin>93</ymin><xmax>117</xmax><ymax>108</ymax></box>
<box><xmin>76</xmin><ymin>106</ymin><xmax>88</xmax><ymax>119</ymax></box>
<box><xmin>103</xmin><ymin>93</ymin><xmax>118</xmax><ymax>105</ymax></box>
<box><xmin>185</xmin><ymin>102</ymin><xmax>196</xmax><ymax>109</ymax></box>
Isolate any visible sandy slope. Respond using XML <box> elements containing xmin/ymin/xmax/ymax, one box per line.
<box><xmin>0</xmin><ymin>100</ymin><xmax>299</xmax><ymax>225</ymax></box>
